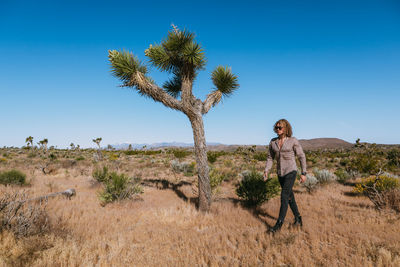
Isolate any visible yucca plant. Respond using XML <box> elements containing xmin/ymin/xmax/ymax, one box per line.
<box><xmin>108</xmin><ymin>25</ymin><xmax>239</xmax><ymax>211</ymax></box>
<box><xmin>25</xmin><ymin>136</ymin><xmax>33</xmax><ymax>150</ymax></box>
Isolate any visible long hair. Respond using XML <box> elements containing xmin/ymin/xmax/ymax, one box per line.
<box><xmin>273</xmin><ymin>119</ymin><xmax>293</xmax><ymax>137</ymax></box>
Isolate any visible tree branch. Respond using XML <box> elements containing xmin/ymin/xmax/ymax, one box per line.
<box><xmin>202</xmin><ymin>90</ymin><xmax>222</xmax><ymax>114</ymax></box>
<box><xmin>129</xmin><ymin>72</ymin><xmax>183</xmax><ymax>111</ymax></box>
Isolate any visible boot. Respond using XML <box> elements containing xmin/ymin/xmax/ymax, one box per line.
<box><xmin>269</xmin><ymin>219</ymin><xmax>283</xmax><ymax>233</ymax></box>
<box><xmin>293</xmin><ymin>215</ymin><xmax>302</xmax><ymax>227</ymax></box>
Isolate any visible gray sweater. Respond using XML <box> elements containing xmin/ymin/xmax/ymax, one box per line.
<box><xmin>265</xmin><ymin>136</ymin><xmax>307</xmax><ymax>177</ymax></box>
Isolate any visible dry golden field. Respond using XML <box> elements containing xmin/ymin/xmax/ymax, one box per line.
<box><xmin>0</xmin><ymin>149</ymin><xmax>400</xmax><ymax>266</ymax></box>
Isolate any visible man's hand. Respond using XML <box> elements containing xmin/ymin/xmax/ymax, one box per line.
<box><xmin>263</xmin><ymin>170</ymin><xmax>269</xmax><ymax>181</ymax></box>
<box><xmin>300</xmin><ymin>174</ymin><xmax>307</xmax><ymax>183</ymax></box>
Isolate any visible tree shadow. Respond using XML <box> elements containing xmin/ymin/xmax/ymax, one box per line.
<box><xmin>337</xmin><ymin>199</ymin><xmax>374</xmax><ymax>209</ymax></box>
<box><xmin>342</xmin><ymin>181</ymin><xmax>358</xmax><ymax>186</ymax></box>
<box><xmin>215</xmin><ymin>197</ymin><xmax>276</xmax><ymax>229</ymax></box>
<box><xmin>250</xmin><ymin>206</ymin><xmax>276</xmax><ymax>229</ymax></box>
<box><xmin>343</xmin><ymin>191</ymin><xmax>360</xmax><ymax>197</ymax></box>
<box><xmin>142</xmin><ymin>179</ymin><xmax>198</xmax><ymax>207</ymax></box>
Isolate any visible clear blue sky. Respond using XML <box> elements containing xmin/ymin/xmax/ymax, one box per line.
<box><xmin>1</xmin><ymin>0</ymin><xmax>399</xmax><ymax>148</ymax></box>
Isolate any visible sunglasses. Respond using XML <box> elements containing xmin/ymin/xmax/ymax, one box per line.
<box><xmin>275</xmin><ymin>126</ymin><xmax>284</xmax><ymax>130</ymax></box>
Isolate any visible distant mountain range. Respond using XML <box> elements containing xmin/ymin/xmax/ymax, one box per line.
<box><xmin>109</xmin><ymin>138</ymin><xmax>354</xmax><ymax>151</ymax></box>
<box><xmin>109</xmin><ymin>142</ymin><xmax>223</xmax><ymax>150</ymax></box>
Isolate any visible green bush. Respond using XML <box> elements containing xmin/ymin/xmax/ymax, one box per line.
<box><xmin>92</xmin><ymin>167</ymin><xmax>143</xmax><ymax>205</ymax></box>
<box><xmin>346</xmin><ymin>145</ymin><xmax>384</xmax><ymax>175</ymax></box>
<box><xmin>354</xmin><ymin>175</ymin><xmax>400</xmax><ymax>194</ymax></box>
<box><xmin>209</xmin><ymin>168</ymin><xmax>225</xmax><ymax>194</ymax></box>
<box><xmin>75</xmin><ymin>156</ymin><xmax>85</xmax><ymax>161</ymax></box>
<box><xmin>171</xmin><ymin>149</ymin><xmax>191</xmax><ymax>159</ymax></box>
<box><xmin>313</xmin><ymin>168</ymin><xmax>337</xmax><ymax>184</ymax></box>
<box><xmin>207</xmin><ymin>151</ymin><xmax>227</xmax><ymax>164</ymax></box>
<box><xmin>92</xmin><ymin>166</ymin><xmax>109</xmax><ymax>183</ymax></box>
<box><xmin>236</xmin><ymin>170</ymin><xmax>280</xmax><ymax>206</ymax></box>
<box><xmin>171</xmin><ymin>160</ymin><xmax>196</xmax><ymax>176</ymax></box>
<box><xmin>207</xmin><ymin>151</ymin><xmax>219</xmax><ymax>164</ymax></box>
<box><xmin>253</xmin><ymin>152</ymin><xmax>267</xmax><ymax>161</ymax></box>
<box><xmin>302</xmin><ymin>174</ymin><xmax>319</xmax><ymax>193</ymax></box>
<box><xmin>0</xmin><ymin>169</ymin><xmax>26</xmax><ymax>185</ymax></box>
<box><xmin>334</xmin><ymin>168</ymin><xmax>351</xmax><ymax>184</ymax></box>
<box><xmin>123</xmin><ymin>150</ymin><xmax>162</xmax><ymax>156</ymax></box>
<box><xmin>387</xmin><ymin>149</ymin><xmax>400</xmax><ymax>169</ymax></box>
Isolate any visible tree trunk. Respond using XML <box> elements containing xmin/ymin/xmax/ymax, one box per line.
<box><xmin>189</xmin><ymin>114</ymin><xmax>211</xmax><ymax>212</ymax></box>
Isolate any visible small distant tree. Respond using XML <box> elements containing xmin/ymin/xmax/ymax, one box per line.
<box><xmin>128</xmin><ymin>144</ymin><xmax>133</xmax><ymax>151</ymax></box>
<box><xmin>39</xmin><ymin>138</ymin><xmax>48</xmax><ymax>153</ymax></box>
<box><xmin>25</xmin><ymin>136</ymin><xmax>34</xmax><ymax>150</ymax></box>
<box><xmin>107</xmin><ymin>144</ymin><xmax>113</xmax><ymax>151</ymax></box>
<box><xmin>92</xmin><ymin>137</ymin><xmax>103</xmax><ymax>160</ymax></box>
<box><xmin>92</xmin><ymin>137</ymin><xmax>102</xmax><ymax>150</ymax></box>
<box><xmin>70</xmin><ymin>143</ymin><xmax>76</xmax><ymax>150</ymax></box>
<box><xmin>355</xmin><ymin>138</ymin><xmax>361</xmax><ymax>147</ymax></box>
<box><xmin>108</xmin><ymin>25</ymin><xmax>239</xmax><ymax>211</ymax></box>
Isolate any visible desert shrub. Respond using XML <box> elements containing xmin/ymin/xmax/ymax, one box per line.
<box><xmin>209</xmin><ymin>168</ymin><xmax>224</xmax><ymax>194</ymax></box>
<box><xmin>92</xmin><ymin>166</ymin><xmax>109</xmax><ymax>183</ymax></box>
<box><xmin>313</xmin><ymin>168</ymin><xmax>337</xmax><ymax>184</ymax></box>
<box><xmin>346</xmin><ymin>146</ymin><xmax>384</xmax><ymax>175</ymax></box>
<box><xmin>302</xmin><ymin>174</ymin><xmax>319</xmax><ymax>193</ymax></box>
<box><xmin>223</xmin><ymin>159</ymin><xmax>233</xmax><ymax>167</ymax></box>
<box><xmin>0</xmin><ymin>191</ymin><xmax>50</xmax><ymax>237</ymax></box>
<box><xmin>207</xmin><ymin>151</ymin><xmax>221</xmax><ymax>164</ymax></box>
<box><xmin>387</xmin><ymin>149</ymin><xmax>400</xmax><ymax>169</ymax></box>
<box><xmin>0</xmin><ymin>170</ymin><xmax>26</xmax><ymax>185</ymax></box>
<box><xmin>354</xmin><ymin>175</ymin><xmax>400</xmax><ymax>195</ymax></box>
<box><xmin>27</xmin><ymin>152</ymin><xmax>37</xmax><ymax>158</ymax></box>
<box><xmin>92</xmin><ymin>167</ymin><xmax>143</xmax><ymax>205</ymax></box>
<box><xmin>108</xmin><ymin>153</ymin><xmax>119</xmax><ymax>161</ymax></box>
<box><xmin>383</xmin><ymin>188</ymin><xmax>400</xmax><ymax>212</ymax></box>
<box><xmin>236</xmin><ymin>170</ymin><xmax>280</xmax><ymax>206</ymax></box>
<box><xmin>218</xmin><ymin>167</ymin><xmax>238</xmax><ymax>181</ymax></box>
<box><xmin>334</xmin><ymin>168</ymin><xmax>351</xmax><ymax>184</ymax></box>
<box><xmin>124</xmin><ymin>150</ymin><xmax>162</xmax><ymax>156</ymax></box>
<box><xmin>171</xmin><ymin>149</ymin><xmax>191</xmax><ymax>159</ymax></box>
<box><xmin>171</xmin><ymin>160</ymin><xmax>196</xmax><ymax>176</ymax></box>
<box><xmin>354</xmin><ymin>175</ymin><xmax>400</xmax><ymax>211</ymax></box>
<box><xmin>253</xmin><ymin>152</ymin><xmax>267</xmax><ymax>161</ymax></box>
<box><xmin>61</xmin><ymin>159</ymin><xmax>77</xmax><ymax>169</ymax></box>
<box><xmin>75</xmin><ymin>156</ymin><xmax>85</xmax><ymax>161</ymax></box>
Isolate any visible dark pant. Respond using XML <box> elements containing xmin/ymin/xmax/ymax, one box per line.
<box><xmin>277</xmin><ymin>170</ymin><xmax>300</xmax><ymax>222</ymax></box>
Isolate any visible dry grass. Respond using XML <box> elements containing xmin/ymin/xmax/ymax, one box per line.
<box><xmin>0</xmin><ymin>151</ymin><xmax>400</xmax><ymax>266</ymax></box>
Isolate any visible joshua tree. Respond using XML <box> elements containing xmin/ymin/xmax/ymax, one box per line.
<box><xmin>25</xmin><ymin>136</ymin><xmax>34</xmax><ymax>150</ymax></box>
<box><xmin>108</xmin><ymin>25</ymin><xmax>239</xmax><ymax>211</ymax></box>
<box><xmin>92</xmin><ymin>137</ymin><xmax>102</xmax><ymax>150</ymax></box>
<box><xmin>92</xmin><ymin>137</ymin><xmax>103</xmax><ymax>161</ymax></box>
<box><xmin>70</xmin><ymin>143</ymin><xmax>75</xmax><ymax>150</ymax></box>
<box><xmin>39</xmin><ymin>138</ymin><xmax>48</xmax><ymax>153</ymax></box>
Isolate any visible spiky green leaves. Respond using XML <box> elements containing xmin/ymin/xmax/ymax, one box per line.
<box><xmin>163</xmin><ymin>76</ymin><xmax>182</xmax><ymax>98</ymax></box>
<box><xmin>211</xmin><ymin>66</ymin><xmax>239</xmax><ymax>97</ymax></box>
<box><xmin>108</xmin><ymin>50</ymin><xmax>147</xmax><ymax>84</ymax></box>
<box><xmin>145</xmin><ymin>28</ymin><xmax>206</xmax><ymax>78</ymax></box>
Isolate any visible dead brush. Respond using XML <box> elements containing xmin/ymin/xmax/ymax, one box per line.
<box><xmin>0</xmin><ymin>191</ymin><xmax>50</xmax><ymax>237</ymax></box>
<box><xmin>359</xmin><ymin>170</ymin><xmax>400</xmax><ymax>212</ymax></box>
<box><xmin>383</xmin><ymin>188</ymin><xmax>400</xmax><ymax>212</ymax></box>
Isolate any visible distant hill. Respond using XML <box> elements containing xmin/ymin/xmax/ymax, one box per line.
<box><xmin>297</xmin><ymin>138</ymin><xmax>353</xmax><ymax>150</ymax></box>
<box><xmin>110</xmin><ymin>138</ymin><xmax>353</xmax><ymax>151</ymax></box>
<box><xmin>207</xmin><ymin>138</ymin><xmax>353</xmax><ymax>152</ymax></box>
